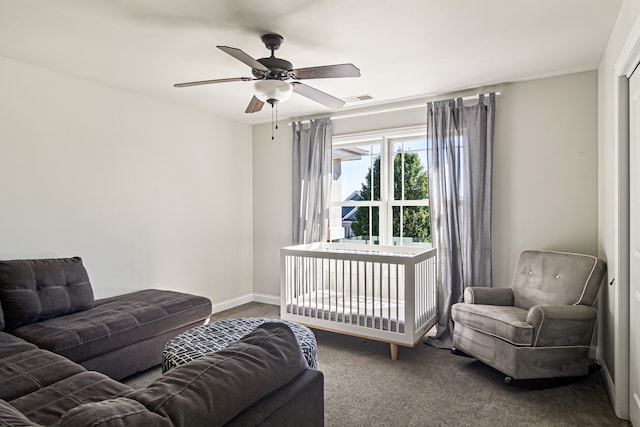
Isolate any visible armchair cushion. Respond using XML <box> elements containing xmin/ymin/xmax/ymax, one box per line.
<box><xmin>0</xmin><ymin>258</ymin><xmax>94</xmax><ymax>330</ymax></box>
<box><xmin>526</xmin><ymin>305</ymin><xmax>597</xmax><ymax>347</ymax></box>
<box><xmin>451</xmin><ymin>304</ymin><xmax>532</xmax><ymax>346</ymax></box>
<box><xmin>511</xmin><ymin>250</ymin><xmax>605</xmax><ymax>309</ymax></box>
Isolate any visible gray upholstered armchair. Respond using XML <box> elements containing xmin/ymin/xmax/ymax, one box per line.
<box><xmin>451</xmin><ymin>250</ymin><xmax>606</xmax><ymax>383</ymax></box>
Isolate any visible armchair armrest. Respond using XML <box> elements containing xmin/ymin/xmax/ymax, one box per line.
<box><xmin>463</xmin><ymin>287</ymin><xmax>514</xmax><ymax>306</ymax></box>
<box><xmin>527</xmin><ymin>305</ymin><xmax>597</xmax><ymax>347</ymax></box>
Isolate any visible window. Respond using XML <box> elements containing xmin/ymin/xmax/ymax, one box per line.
<box><xmin>329</xmin><ymin>126</ymin><xmax>430</xmax><ymax>246</ymax></box>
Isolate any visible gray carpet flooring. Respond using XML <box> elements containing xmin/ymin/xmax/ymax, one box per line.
<box><xmin>123</xmin><ymin>302</ymin><xmax>630</xmax><ymax>427</ymax></box>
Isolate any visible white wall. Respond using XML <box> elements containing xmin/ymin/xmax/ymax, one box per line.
<box><xmin>0</xmin><ymin>56</ymin><xmax>253</xmax><ymax>308</ymax></box>
<box><xmin>597</xmin><ymin>0</ymin><xmax>640</xmax><ymax>418</ymax></box>
<box><xmin>493</xmin><ymin>72</ymin><xmax>599</xmax><ymax>287</ymax></box>
<box><xmin>252</xmin><ymin>71</ymin><xmax>599</xmax><ymax>297</ymax></box>
<box><xmin>251</xmin><ymin>123</ymin><xmax>293</xmax><ymax>301</ymax></box>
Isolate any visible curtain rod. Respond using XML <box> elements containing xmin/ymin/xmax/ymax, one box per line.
<box><xmin>289</xmin><ymin>91</ymin><xmax>500</xmax><ymax>125</ymax></box>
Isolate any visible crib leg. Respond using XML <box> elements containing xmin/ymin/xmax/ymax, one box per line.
<box><xmin>390</xmin><ymin>343</ymin><xmax>398</xmax><ymax>361</ymax></box>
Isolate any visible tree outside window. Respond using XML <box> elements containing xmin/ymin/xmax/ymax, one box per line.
<box><xmin>330</xmin><ymin>130</ymin><xmax>430</xmax><ymax>247</ymax></box>
<box><xmin>351</xmin><ymin>153</ymin><xmax>430</xmax><ymax>243</ymax></box>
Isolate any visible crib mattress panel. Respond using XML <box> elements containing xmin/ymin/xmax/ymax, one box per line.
<box><xmin>286</xmin><ymin>289</ymin><xmax>405</xmax><ymax>333</ymax></box>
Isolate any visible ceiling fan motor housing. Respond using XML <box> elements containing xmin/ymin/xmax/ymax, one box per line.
<box><xmin>251</xmin><ymin>33</ymin><xmax>292</xmax><ymax>79</ymax></box>
<box><xmin>253</xmin><ymin>57</ymin><xmax>293</xmax><ymax>79</ymax></box>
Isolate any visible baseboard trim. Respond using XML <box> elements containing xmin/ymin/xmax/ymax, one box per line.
<box><xmin>211</xmin><ymin>293</ymin><xmax>280</xmax><ymax>314</ymax></box>
<box><xmin>253</xmin><ymin>293</ymin><xmax>280</xmax><ymax>306</ymax></box>
<box><xmin>211</xmin><ymin>294</ymin><xmax>254</xmax><ymax>314</ymax></box>
<box><xmin>600</xmin><ymin>355</ymin><xmax>617</xmax><ymax>411</ymax></box>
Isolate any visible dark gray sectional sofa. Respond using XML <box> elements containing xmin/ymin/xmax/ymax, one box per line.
<box><xmin>0</xmin><ymin>257</ymin><xmax>212</xmax><ymax>380</ymax></box>
<box><xmin>0</xmin><ymin>257</ymin><xmax>325</xmax><ymax>426</ymax></box>
<box><xmin>0</xmin><ymin>323</ymin><xmax>324</xmax><ymax>426</ymax></box>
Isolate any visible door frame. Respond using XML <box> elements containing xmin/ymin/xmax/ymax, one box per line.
<box><xmin>610</xmin><ymin>15</ymin><xmax>640</xmax><ymax>420</ymax></box>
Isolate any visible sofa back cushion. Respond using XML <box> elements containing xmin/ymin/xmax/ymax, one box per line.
<box><xmin>0</xmin><ymin>257</ymin><xmax>94</xmax><ymax>330</ymax></box>
<box><xmin>511</xmin><ymin>250</ymin><xmax>606</xmax><ymax>310</ymax></box>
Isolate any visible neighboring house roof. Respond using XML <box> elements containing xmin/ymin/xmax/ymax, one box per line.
<box><xmin>341</xmin><ymin>191</ymin><xmax>362</xmax><ymax>221</ymax></box>
<box><xmin>333</xmin><ymin>146</ymin><xmax>369</xmax><ymax>161</ymax></box>
<box><xmin>342</xmin><ymin>206</ymin><xmax>358</xmax><ymax>222</ymax></box>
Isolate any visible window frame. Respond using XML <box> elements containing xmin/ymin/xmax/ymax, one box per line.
<box><xmin>331</xmin><ymin>125</ymin><xmax>430</xmax><ymax>246</ymax></box>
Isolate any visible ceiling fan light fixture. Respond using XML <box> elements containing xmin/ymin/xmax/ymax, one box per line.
<box><xmin>254</xmin><ymin>79</ymin><xmax>293</xmax><ymax>105</ymax></box>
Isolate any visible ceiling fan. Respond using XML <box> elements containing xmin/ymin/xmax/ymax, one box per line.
<box><xmin>174</xmin><ymin>33</ymin><xmax>361</xmax><ymax>113</ymax></box>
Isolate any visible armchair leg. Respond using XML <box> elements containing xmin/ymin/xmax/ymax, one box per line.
<box><xmin>504</xmin><ymin>376</ymin><xmax>513</xmax><ymax>385</ymax></box>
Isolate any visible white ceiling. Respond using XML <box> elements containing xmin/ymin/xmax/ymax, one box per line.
<box><xmin>0</xmin><ymin>0</ymin><xmax>623</xmax><ymax>125</ymax></box>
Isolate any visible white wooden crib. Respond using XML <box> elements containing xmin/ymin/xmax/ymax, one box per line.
<box><xmin>280</xmin><ymin>243</ymin><xmax>438</xmax><ymax>360</ymax></box>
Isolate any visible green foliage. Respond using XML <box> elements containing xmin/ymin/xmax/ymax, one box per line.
<box><xmin>351</xmin><ymin>152</ymin><xmax>430</xmax><ymax>243</ymax></box>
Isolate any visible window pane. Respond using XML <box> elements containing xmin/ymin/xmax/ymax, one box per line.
<box><xmin>392</xmin><ymin>139</ymin><xmax>428</xmax><ymax>201</ymax></box>
<box><xmin>331</xmin><ymin>205</ymin><xmax>380</xmax><ymax>245</ymax></box>
<box><xmin>392</xmin><ymin>206</ymin><xmax>431</xmax><ymax>246</ymax></box>
<box><xmin>332</xmin><ymin>143</ymin><xmax>381</xmax><ymax>201</ymax></box>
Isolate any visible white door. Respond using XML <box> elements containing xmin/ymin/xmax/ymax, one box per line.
<box><xmin>629</xmin><ymin>67</ymin><xmax>640</xmax><ymax>426</ymax></box>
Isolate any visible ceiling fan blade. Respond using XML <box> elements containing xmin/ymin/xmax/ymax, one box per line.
<box><xmin>245</xmin><ymin>95</ymin><xmax>265</xmax><ymax>113</ymax></box>
<box><xmin>292</xmin><ymin>82</ymin><xmax>345</xmax><ymax>109</ymax></box>
<box><xmin>291</xmin><ymin>63</ymin><xmax>361</xmax><ymax>80</ymax></box>
<box><xmin>174</xmin><ymin>77</ymin><xmax>253</xmax><ymax>88</ymax></box>
<box><xmin>217</xmin><ymin>46</ymin><xmax>270</xmax><ymax>72</ymax></box>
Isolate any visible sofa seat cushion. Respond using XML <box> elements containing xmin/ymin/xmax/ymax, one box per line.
<box><xmin>0</xmin><ymin>399</ymin><xmax>39</xmax><ymax>427</ymax></box>
<box><xmin>11</xmin><ymin>289</ymin><xmax>212</xmax><ymax>364</ymax></box>
<box><xmin>9</xmin><ymin>371</ymin><xmax>132</xmax><ymax>426</ymax></box>
<box><xmin>0</xmin><ymin>331</ymin><xmax>38</xmax><ymax>359</ymax></box>
<box><xmin>0</xmin><ymin>257</ymin><xmax>94</xmax><ymax>330</ymax></box>
<box><xmin>0</xmin><ymin>347</ymin><xmax>85</xmax><ymax>401</ymax></box>
<box><xmin>452</xmin><ymin>303</ymin><xmax>533</xmax><ymax>346</ymax></box>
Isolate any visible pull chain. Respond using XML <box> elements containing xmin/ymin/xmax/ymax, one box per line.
<box><xmin>270</xmin><ymin>102</ymin><xmax>280</xmax><ymax>140</ymax></box>
<box><xmin>271</xmin><ymin>104</ymin><xmax>275</xmax><ymax>140</ymax></box>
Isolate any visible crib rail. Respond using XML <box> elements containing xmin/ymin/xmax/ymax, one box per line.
<box><xmin>280</xmin><ymin>243</ymin><xmax>437</xmax><ymax>348</ymax></box>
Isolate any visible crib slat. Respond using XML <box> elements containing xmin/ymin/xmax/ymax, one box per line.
<box><xmin>396</xmin><ymin>263</ymin><xmax>399</xmax><ymax>333</ymax></box>
<box><xmin>376</xmin><ymin>262</ymin><xmax>380</xmax><ymax>330</ymax></box>
<box><xmin>387</xmin><ymin>262</ymin><xmax>391</xmax><ymax>332</ymax></box>
<box><xmin>342</xmin><ymin>259</ymin><xmax>345</xmax><ymax>324</ymax></box>
<box><xmin>357</xmin><ymin>261</ymin><xmax>360</xmax><ymax>326</ymax></box>
<box><xmin>364</xmin><ymin>260</ymin><xmax>368</xmax><ymax>328</ymax></box>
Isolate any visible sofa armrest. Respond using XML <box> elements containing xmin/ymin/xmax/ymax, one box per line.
<box><xmin>527</xmin><ymin>305</ymin><xmax>597</xmax><ymax>347</ymax></box>
<box><xmin>463</xmin><ymin>287</ymin><xmax>514</xmax><ymax>306</ymax></box>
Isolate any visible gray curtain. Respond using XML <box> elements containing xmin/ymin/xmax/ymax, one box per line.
<box><xmin>292</xmin><ymin>118</ymin><xmax>332</xmax><ymax>245</ymax></box>
<box><xmin>425</xmin><ymin>93</ymin><xmax>495</xmax><ymax>349</ymax></box>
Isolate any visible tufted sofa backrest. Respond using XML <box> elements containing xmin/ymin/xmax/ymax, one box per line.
<box><xmin>0</xmin><ymin>257</ymin><xmax>94</xmax><ymax>330</ymax></box>
<box><xmin>511</xmin><ymin>250</ymin><xmax>606</xmax><ymax>310</ymax></box>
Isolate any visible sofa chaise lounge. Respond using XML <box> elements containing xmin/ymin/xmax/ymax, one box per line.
<box><xmin>0</xmin><ymin>257</ymin><xmax>212</xmax><ymax>380</ymax></box>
